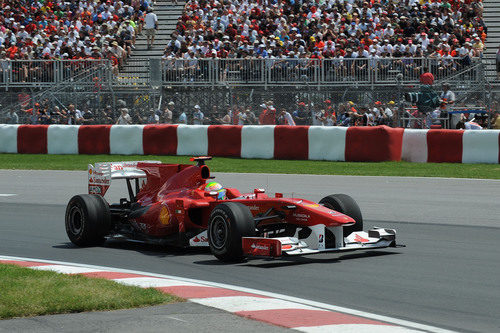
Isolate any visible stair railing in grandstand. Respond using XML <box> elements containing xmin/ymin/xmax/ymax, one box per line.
<box><xmin>1</xmin><ymin>60</ymin><xmax>113</xmax><ymax>123</ymax></box>
<box><xmin>0</xmin><ymin>59</ymin><xmax>112</xmax><ymax>90</ymax></box>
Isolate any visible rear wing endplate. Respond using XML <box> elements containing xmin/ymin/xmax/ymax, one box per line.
<box><xmin>88</xmin><ymin>161</ymin><xmax>160</xmax><ymax>196</ymax></box>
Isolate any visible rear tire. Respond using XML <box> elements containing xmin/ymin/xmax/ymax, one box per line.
<box><xmin>208</xmin><ymin>202</ymin><xmax>255</xmax><ymax>262</ymax></box>
<box><xmin>319</xmin><ymin>194</ymin><xmax>363</xmax><ymax>237</ymax></box>
<box><xmin>65</xmin><ymin>194</ymin><xmax>111</xmax><ymax>246</ymax></box>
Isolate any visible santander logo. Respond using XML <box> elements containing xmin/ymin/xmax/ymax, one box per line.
<box><xmin>251</xmin><ymin>243</ymin><xmax>269</xmax><ymax>251</ymax></box>
<box><xmin>193</xmin><ymin>236</ymin><xmax>208</xmax><ymax>243</ymax></box>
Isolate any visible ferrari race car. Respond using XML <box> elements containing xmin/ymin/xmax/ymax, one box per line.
<box><xmin>65</xmin><ymin>157</ymin><xmax>398</xmax><ymax>261</ymax></box>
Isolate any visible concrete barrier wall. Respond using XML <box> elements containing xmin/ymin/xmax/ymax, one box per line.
<box><xmin>1</xmin><ymin>125</ymin><xmax>499</xmax><ymax>164</ymax></box>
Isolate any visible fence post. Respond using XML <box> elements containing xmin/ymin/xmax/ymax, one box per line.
<box><xmin>264</xmin><ymin>59</ymin><xmax>268</xmax><ymax>91</ymax></box>
<box><xmin>53</xmin><ymin>60</ymin><xmax>57</xmax><ymax>84</ymax></box>
<box><xmin>149</xmin><ymin>58</ymin><xmax>161</xmax><ymax>87</ymax></box>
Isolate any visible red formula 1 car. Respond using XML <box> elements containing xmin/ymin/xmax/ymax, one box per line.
<box><xmin>65</xmin><ymin>157</ymin><xmax>397</xmax><ymax>261</ymax></box>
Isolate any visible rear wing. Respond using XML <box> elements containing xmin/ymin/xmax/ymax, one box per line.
<box><xmin>88</xmin><ymin>161</ymin><xmax>160</xmax><ymax>196</ymax></box>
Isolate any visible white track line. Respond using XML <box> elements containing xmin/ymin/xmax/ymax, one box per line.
<box><xmin>114</xmin><ymin>277</ymin><xmax>201</xmax><ymax>288</ymax></box>
<box><xmin>191</xmin><ymin>296</ymin><xmax>317</xmax><ymax>312</ymax></box>
<box><xmin>0</xmin><ymin>255</ymin><xmax>456</xmax><ymax>333</ymax></box>
<box><xmin>30</xmin><ymin>264</ymin><xmax>105</xmax><ymax>274</ymax></box>
<box><xmin>0</xmin><ymin>194</ymin><xmax>16</xmax><ymax>197</ymax></box>
<box><xmin>295</xmin><ymin>325</ymin><xmax>422</xmax><ymax>333</ymax></box>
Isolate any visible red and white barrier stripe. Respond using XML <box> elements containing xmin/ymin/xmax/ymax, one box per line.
<box><xmin>0</xmin><ymin>124</ymin><xmax>19</xmax><ymax>153</ymax></box>
<box><xmin>1</xmin><ymin>125</ymin><xmax>498</xmax><ymax>163</ymax></box>
<box><xmin>0</xmin><ymin>256</ymin><xmax>451</xmax><ymax>332</ymax></box>
<box><xmin>402</xmin><ymin>129</ymin><xmax>500</xmax><ymax>163</ymax></box>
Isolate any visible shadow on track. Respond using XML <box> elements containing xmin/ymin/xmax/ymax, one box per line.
<box><xmin>54</xmin><ymin>242</ymin><xmax>401</xmax><ymax>267</ymax></box>
<box><xmin>53</xmin><ymin>240</ymin><xmax>211</xmax><ymax>259</ymax></box>
<box><xmin>193</xmin><ymin>250</ymin><xmax>401</xmax><ymax>268</ymax></box>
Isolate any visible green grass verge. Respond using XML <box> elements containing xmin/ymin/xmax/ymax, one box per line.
<box><xmin>0</xmin><ymin>154</ymin><xmax>499</xmax><ymax>179</ymax></box>
<box><xmin>0</xmin><ymin>264</ymin><xmax>182</xmax><ymax>319</ymax></box>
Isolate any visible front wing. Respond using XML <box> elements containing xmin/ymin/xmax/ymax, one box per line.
<box><xmin>242</xmin><ymin>227</ymin><xmax>397</xmax><ymax>258</ymax></box>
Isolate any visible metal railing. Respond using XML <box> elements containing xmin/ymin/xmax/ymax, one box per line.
<box><xmin>0</xmin><ymin>59</ymin><xmax>112</xmax><ymax>89</ymax></box>
<box><xmin>0</xmin><ymin>56</ymin><xmax>490</xmax><ymax>89</ymax></box>
<box><xmin>160</xmin><ymin>57</ymin><xmax>484</xmax><ymax>87</ymax></box>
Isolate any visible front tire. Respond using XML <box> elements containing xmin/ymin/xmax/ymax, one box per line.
<box><xmin>319</xmin><ymin>194</ymin><xmax>363</xmax><ymax>237</ymax></box>
<box><xmin>208</xmin><ymin>202</ymin><xmax>255</xmax><ymax>262</ymax></box>
<box><xmin>65</xmin><ymin>194</ymin><xmax>111</xmax><ymax>246</ymax></box>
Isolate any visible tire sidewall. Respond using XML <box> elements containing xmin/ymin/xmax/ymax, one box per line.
<box><xmin>208</xmin><ymin>202</ymin><xmax>254</xmax><ymax>261</ymax></box>
<box><xmin>65</xmin><ymin>196</ymin><xmax>88</xmax><ymax>244</ymax></box>
<box><xmin>65</xmin><ymin>194</ymin><xmax>110</xmax><ymax>246</ymax></box>
<box><xmin>319</xmin><ymin>194</ymin><xmax>363</xmax><ymax>236</ymax></box>
<box><xmin>208</xmin><ymin>206</ymin><xmax>234</xmax><ymax>257</ymax></box>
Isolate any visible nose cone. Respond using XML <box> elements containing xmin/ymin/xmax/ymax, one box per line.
<box><xmin>293</xmin><ymin>200</ymin><xmax>356</xmax><ymax>226</ymax></box>
<box><xmin>326</xmin><ymin>210</ymin><xmax>356</xmax><ymax>225</ymax></box>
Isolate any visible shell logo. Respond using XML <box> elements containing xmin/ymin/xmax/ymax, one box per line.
<box><xmin>305</xmin><ymin>204</ymin><xmax>320</xmax><ymax>208</ymax></box>
<box><xmin>159</xmin><ymin>206</ymin><xmax>171</xmax><ymax>225</ymax></box>
<box><xmin>88</xmin><ymin>169</ymin><xmax>93</xmax><ymax>175</ymax></box>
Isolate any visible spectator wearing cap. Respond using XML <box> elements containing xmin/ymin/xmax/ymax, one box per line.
<box><xmin>116</xmin><ymin>108</ymin><xmax>133</xmax><ymax>125</ymax></box>
<box><xmin>101</xmin><ymin>105</ymin><xmax>115</xmax><ymax>124</ymax></box>
<box><xmin>259</xmin><ymin>104</ymin><xmax>276</xmax><ymax>125</ymax></box>
<box><xmin>110</xmin><ymin>41</ymin><xmax>126</xmax><ymax>69</ymax></box>
<box><xmin>277</xmin><ymin>109</ymin><xmax>295</xmax><ymax>126</ymax></box>
<box><xmin>385</xmin><ymin>101</ymin><xmax>395</xmax><ymax>122</ymax></box>
<box><xmin>258</xmin><ymin>104</ymin><xmax>268</xmax><ymax>125</ymax></box>
<box><xmin>193</xmin><ymin>105</ymin><xmax>204</xmax><ymax>125</ymax></box>
<box><xmin>347</xmin><ymin>101</ymin><xmax>357</xmax><ymax>114</ymax></box>
<box><xmin>82</xmin><ymin>108</ymin><xmax>95</xmax><ymax>125</ymax></box>
<box><xmin>420</xmin><ymin>66</ymin><xmax>434</xmax><ymax>86</ymax></box>
<box><xmin>472</xmin><ymin>37</ymin><xmax>484</xmax><ymax>58</ymax></box>
<box><xmin>373</xmin><ymin>101</ymin><xmax>383</xmax><ymax>118</ymax></box>
<box><xmin>147</xmin><ymin>108</ymin><xmax>160</xmax><ymax>124</ymax></box>
<box><xmin>293</xmin><ymin>102</ymin><xmax>309</xmax><ymax>125</ymax></box>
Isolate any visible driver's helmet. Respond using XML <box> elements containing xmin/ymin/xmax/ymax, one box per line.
<box><xmin>205</xmin><ymin>182</ymin><xmax>226</xmax><ymax>200</ymax></box>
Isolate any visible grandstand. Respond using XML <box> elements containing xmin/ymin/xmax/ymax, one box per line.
<box><xmin>119</xmin><ymin>1</ymin><xmax>186</xmax><ymax>85</ymax></box>
<box><xmin>0</xmin><ymin>0</ymin><xmax>498</xmax><ymax>128</ymax></box>
<box><xmin>483</xmin><ymin>0</ymin><xmax>500</xmax><ymax>90</ymax></box>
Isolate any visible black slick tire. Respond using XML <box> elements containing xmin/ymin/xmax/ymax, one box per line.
<box><xmin>65</xmin><ymin>194</ymin><xmax>111</xmax><ymax>246</ymax></box>
<box><xmin>319</xmin><ymin>194</ymin><xmax>363</xmax><ymax>237</ymax></box>
<box><xmin>207</xmin><ymin>202</ymin><xmax>256</xmax><ymax>262</ymax></box>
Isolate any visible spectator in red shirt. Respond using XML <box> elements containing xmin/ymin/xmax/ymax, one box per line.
<box><xmin>259</xmin><ymin>104</ymin><xmax>276</xmax><ymax>125</ymax></box>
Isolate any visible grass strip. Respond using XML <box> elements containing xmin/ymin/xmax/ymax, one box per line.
<box><xmin>0</xmin><ymin>154</ymin><xmax>499</xmax><ymax>179</ymax></box>
<box><xmin>0</xmin><ymin>264</ymin><xmax>181</xmax><ymax>319</ymax></box>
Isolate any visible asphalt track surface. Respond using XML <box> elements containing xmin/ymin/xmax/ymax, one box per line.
<box><xmin>1</xmin><ymin>170</ymin><xmax>499</xmax><ymax>333</ymax></box>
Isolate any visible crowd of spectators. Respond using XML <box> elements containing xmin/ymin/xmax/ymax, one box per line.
<box><xmin>0</xmin><ymin>0</ymin><xmax>489</xmax><ymax>85</ymax></box>
<box><xmin>3</xmin><ymin>93</ymin><xmax>499</xmax><ymax>129</ymax></box>
<box><xmin>168</xmin><ymin>0</ymin><xmax>486</xmax><ymax>58</ymax></box>
<box><xmin>0</xmin><ymin>0</ymin><xmax>156</xmax><ymax>69</ymax></box>
<box><xmin>0</xmin><ymin>95</ymin><xmax>437</xmax><ymax>128</ymax></box>
<box><xmin>162</xmin><ymin>0</ymin><xmax>486</xmax><ymax>80</ymax></box>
